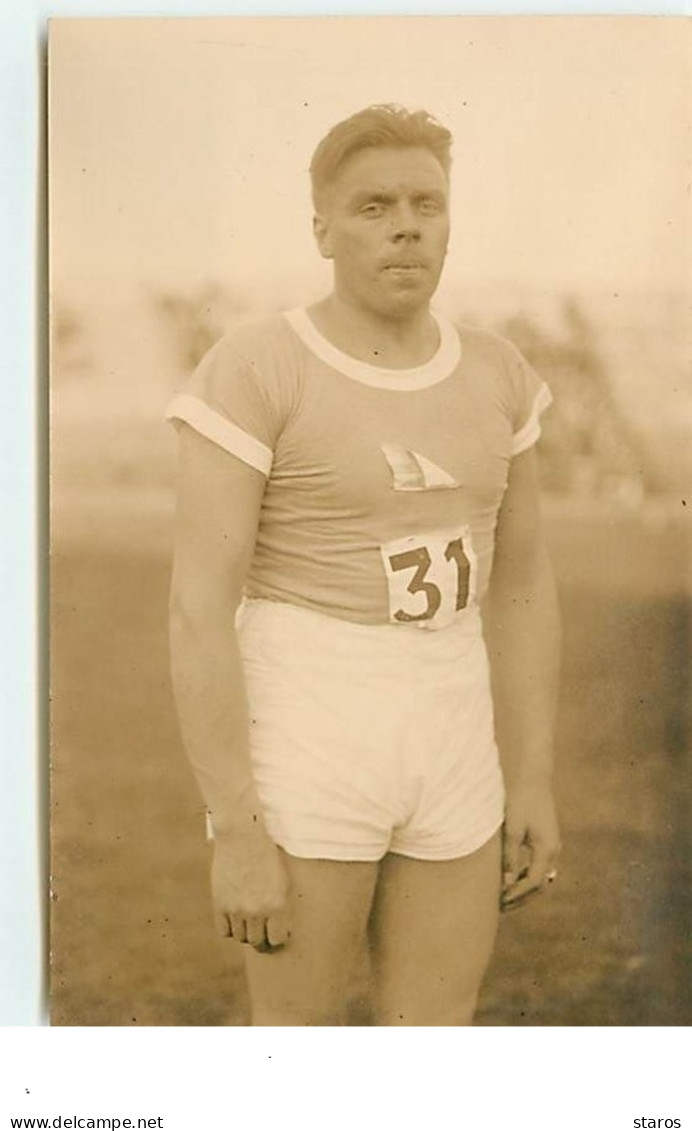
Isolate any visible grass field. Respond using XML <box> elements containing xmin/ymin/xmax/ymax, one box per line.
<box><xmin>50</xmin><ymin>496</ymin><xmax>691</xmax><ymax>1025</ymax></box>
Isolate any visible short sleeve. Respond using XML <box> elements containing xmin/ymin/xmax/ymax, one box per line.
<box><xmin>165</xmin><ymin>323</ymin><xmax>293</xmax><ymax>476</ymax></box>
<box><xmin>501</xmin><ymin>340</ymin><xmax>553</xmax><ymax>457</ymax></box>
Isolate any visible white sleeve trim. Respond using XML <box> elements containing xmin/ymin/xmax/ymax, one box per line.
<box><xmin>511</xmin><ymin>383</ymin><xmax>553</xmax><ymax>457</ymax></box>
<box><xmin>165</xmin><ymin>393</ymin><xmax>273</xmax><ymax>476</ymax></box>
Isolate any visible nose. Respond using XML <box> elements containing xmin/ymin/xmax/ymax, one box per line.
<box><xmin>390</xmin><ymin>203</ymin><xmax>421</xmax><ymax>241</ymax></box>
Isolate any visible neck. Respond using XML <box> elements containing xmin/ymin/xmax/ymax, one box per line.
<box><xmin>308</xmin><ymin>294</ymin><xmax>439</xmax><ymax>369</ymax></box>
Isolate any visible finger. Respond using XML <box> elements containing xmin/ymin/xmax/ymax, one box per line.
<box><xmin>253</xmin><ymin>939</ymin><xmax>286</xmax><ymax>954</ymax></box>
<box><xmin>502</xmin><ymin>830</ymin><xmax>522</xmax><ymax>888</ymax></box>
<box><xmin>501</xmin><ymin>885</ymin><xmax>544</xmax><ymax>912</ymax></box>
<box><xmin>213</xmin><ymin>909</ymin><xmax>231</xmax><ymax>938</ymax></box>
<box><xmin>501</xmin><ymin>874</ymin><xmax>544</xmax><ymax>909</ymax></box>
<box><xmin>503</xmin><ymin>842</ymin><xmax>550</xmax><ymax>906</ymax></box>
<box><xmin>245</xmin><ymin>916</ymin><xmax>267</xmax><ymax>949</ymax></box>
<box><xmin>266</xmin><ymin>910</ymin><xmax>290</xmax><ymax>948</ymax></box>
<box><xmin>502</xmin><ymin>867</ymin><xmax>560</xmax><ymax>910</ymax></box>
<box><xmin>229</xmin><ymin>914</ymin><xmax>247</xmax><ymax>943</ymax></box>
<box><xmin>544</xmin><ymin>853</ymin><xmax>561</xmax><ymax>883</ymax></box>
<box><xmin>502</xmin><ymin>837</ymin><xmax>531</xmax><ymax>893</ymax></box>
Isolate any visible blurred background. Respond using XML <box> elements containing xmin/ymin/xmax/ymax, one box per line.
<box><xmin>50</xmin><ymin>16</ymin><xmax>690</xmax><ymax>1024</ymax></box>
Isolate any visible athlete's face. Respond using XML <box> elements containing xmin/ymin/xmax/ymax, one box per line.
<box><xmin>313</xmin><ymin>146</ymin><xmax>451</xmax><ymax>320</ymax></box>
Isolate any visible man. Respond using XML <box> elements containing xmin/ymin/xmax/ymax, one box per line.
<box><xmin>167</xmin><ymin>104</ymin><xmax>561</xmax><ymax>1026</ymax></box>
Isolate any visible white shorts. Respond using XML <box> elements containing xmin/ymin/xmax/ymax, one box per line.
<box><xmin>235</xmin><ymin>598</ymin><xmax>505</xmax><ymax>862</ymax></box>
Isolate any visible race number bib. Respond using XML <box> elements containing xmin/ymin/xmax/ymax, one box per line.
<box><xmin>380</xmin><ymin>526</ymin><xmax>478</xmax><ymax>630</ymax></box>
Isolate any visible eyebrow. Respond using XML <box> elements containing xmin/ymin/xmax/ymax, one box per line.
<box><xmin>350</xmin><ymin>188</ymin><xmax>447</xmax><ymax>207</ymax></box>
<box><xmin>350</xmin><ymin>191</ymin><xmax>395</xmax><ymax>207</ymax></box>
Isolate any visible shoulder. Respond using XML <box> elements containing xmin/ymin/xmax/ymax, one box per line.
<box><xmin>450</xmin><ymin>319</ymin><xmax>550</xmax><ymax>442</ymax></box>
<box><xmin>453</xmin><ymin>319</ymin><xmax>542</xmax><ymax>392</ymax></box>
<box><xmin>452</xmin><ymin>321</ymin><xmax>526</xmax><ymax>369</ymax></box>
<box><xmin>192</xmin><ymin>314</ymin><xmax>302</xmax><ymax>412</ymax></box>
<box><xmin>207</xmin><ymin>314</ymin><xmax>303</xmax><ymax>434</ymax></box>
<box><xmin>173</xmin><ymin>313</ymin><xmax>301</xmax><ymax>451</ymax></box>
<box><xmin>215</xmin><ymin>313</ymin><xmax>301</xmax><ymax>369</ymax></box>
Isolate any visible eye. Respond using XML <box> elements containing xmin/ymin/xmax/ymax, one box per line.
<box><xmin>418</xmin><ymin>198</ymin><xmax>443</xmax><ymax>216</ymax></box>
<box><xmin>359</xmin><ymin>202</ymin><xmax>386</xmax><ymax>218</ymax></box>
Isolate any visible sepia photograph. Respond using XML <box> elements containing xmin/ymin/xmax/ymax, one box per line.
<box><xmin>48</xmin><ymin>15</ymin><xmax>690</xmax><ymax>1027</ymax></box>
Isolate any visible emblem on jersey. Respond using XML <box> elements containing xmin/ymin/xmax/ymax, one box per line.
<box><xmin>380</xmin><ymin>444</ymin><xmax>459</xmax><ymax>491</ymax></box>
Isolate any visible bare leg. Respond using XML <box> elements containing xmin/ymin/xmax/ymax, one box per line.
<box><xmin>369</xmin><ymin>831</ymin><xmax>502</xmax><ymax>1026</ymax></box>
<box><xmin>243</xmin><ymin>851</ymin><xmax>378</xmax><ymax>1026</ymax></box>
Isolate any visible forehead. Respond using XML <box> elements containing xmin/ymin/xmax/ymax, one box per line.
<box><xmin>328</xmin><ymin>146</ymin><xmax>449</xmax><ymax>203</ymax></box>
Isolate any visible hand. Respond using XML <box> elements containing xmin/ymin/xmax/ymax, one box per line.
<box><xmin>211</xmin><ymin>831</ymin><xmax>291</xmax><ymax>951</ymax></box>
<box><xmin>501</xmin><ymin>778</ymin><xmax>561</xmax><ymax>911</ymax></box>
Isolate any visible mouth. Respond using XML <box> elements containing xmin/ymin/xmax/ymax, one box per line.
<box><xmin>382</xmin><ymin>262</ymin><xmax>426</xmax><ymax>272</ymax></box>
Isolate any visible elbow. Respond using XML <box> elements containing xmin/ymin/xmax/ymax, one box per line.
<box><xmin>169</xmin><ymin>583</ymin><xmax>193</xmax><ymax>639</ymax></box>
<box><xmin>169</xmin><ymin>569</ymin><xmax>242</xmax><ymax>643</ymax></box>
<box><xmin>485</xmin><ymin>542</ymin><xmax>561</xmax><ymax>627</ymax></box>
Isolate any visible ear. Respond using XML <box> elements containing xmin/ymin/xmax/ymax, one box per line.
<box><xmin>313</xmin><ymin>212</ymin><xmax>334</xmax><ymax>260</ymax></box>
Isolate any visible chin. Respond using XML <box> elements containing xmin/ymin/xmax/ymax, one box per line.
<box><xmin>380</xmin><ymin>288</ymin><xmax>435</xmax><ymax>318</ymax></box>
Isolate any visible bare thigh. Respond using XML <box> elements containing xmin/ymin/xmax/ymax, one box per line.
<box><xmin>243</xmin><ymin>850</ymin><xmax>378</xmax><ymax>1026</ymax></box>
<box><xmin>368</xmin><ymin>831</ymin><xmax>502</xmax><ymax>1026</ymax></box>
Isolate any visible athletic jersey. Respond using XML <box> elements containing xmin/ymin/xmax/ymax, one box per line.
<box><xmin>166</xmin><ymin>308</ymin><xmax>551</xmax><ymax>629</ymax></box>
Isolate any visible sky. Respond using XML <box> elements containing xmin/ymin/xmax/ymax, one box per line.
<box><xmin>49</xmin><ymin>16</ymin><xmax>690</xmax><ymax>303</ymax></box>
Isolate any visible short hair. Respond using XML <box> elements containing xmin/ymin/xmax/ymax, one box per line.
<box><xmin>310</xmin><ymin>103</ymin><xmax>453</xmax><ymax>210</ymax></box>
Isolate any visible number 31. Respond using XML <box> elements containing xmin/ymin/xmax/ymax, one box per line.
<box><xmin>388</xmin><ymin>535</ymin><xmax>473</xmax><ymax>623</ymax></box>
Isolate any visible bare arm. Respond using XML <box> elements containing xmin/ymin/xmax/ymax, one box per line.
<box><xmin>169</xmin><ymin>425</ymin><xmax>289</xmax><ymax>949</ymax></box>
<box><xmin>482</xmin><ymin>447</ymin><xmax>562</xmax><ymax>907</ymax></box>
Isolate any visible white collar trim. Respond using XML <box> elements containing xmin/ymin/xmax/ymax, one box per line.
<box><xmin>284</xmin><ymin>307</ymin><xmax>461</xmax><ymax>391</ymax></box>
